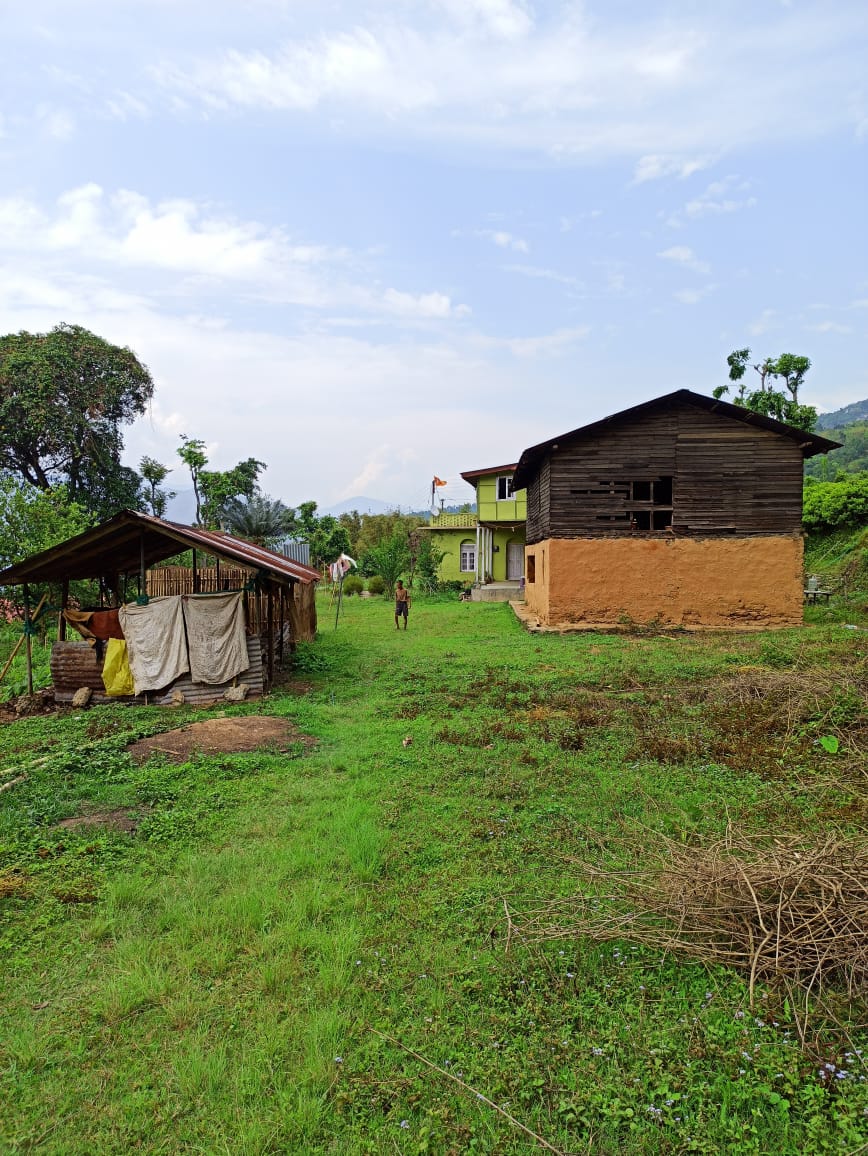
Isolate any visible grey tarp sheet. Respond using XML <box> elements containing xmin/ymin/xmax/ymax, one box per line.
<box><xmin>118</xmin><ymin>596</ymin><xmax>189</xmax><ymax>694</ymax></box>
<box><xmin>182</xmin><ymin>591</ymin><xmax>249</xmax><ymax>685</ymax></box>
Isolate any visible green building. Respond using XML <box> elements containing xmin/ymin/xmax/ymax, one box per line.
<box><xmin>424</xmin><ymin>463</ymin><xmax>526</xmax><ymax>589</ymax></box>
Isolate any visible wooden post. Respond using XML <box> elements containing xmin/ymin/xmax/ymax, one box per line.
<box><xmin>58</xmin><ymin>579</ymin><xmax>69</xmax><ymax>640</ymax></box>
<box><xmin>277</xmin><ymin>587</ymin><xmax>285</xmax><ymax>667</ymax></box>
<box><xmin>266</xmin><ymin>583</ymin><xmax>275</xmax><ymax>687</ymax></box>
<box><xmin>139</xmin><ymin>530</ymin><xmax>146</xmax><ymax>599</ymax></box>
<box><xmin>216</xmin><ymin>557</ymin><xmax>221</xmax><ymax>591</ymax></box>
<box><xmin>192</xmin><ymin>549</ymin><xmax>199</xmax><ymax>594</ymax></box>
<box><xmin>23</xmin><ymin>583</ymin><xmax>33</xmax><ymax>695</ymax></box>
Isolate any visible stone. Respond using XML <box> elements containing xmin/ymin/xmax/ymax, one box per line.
<box><xmin>224</xmin><ymin>685</ymin><xmax>249</xmax><ymax>702</ymax></box>
<box><xmin>170</xmin><ymin>690</ymin><xmax>185</xmax><ymax>707</ymax></box>
<box><xmin>72</xmin><ymin>687</ymin><xmax>93</xmax><ymax>708</ymax></box>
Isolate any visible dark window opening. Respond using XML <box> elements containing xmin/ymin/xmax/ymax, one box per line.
<box><xmin>496</xmin><ymin>475</ymin><xmax>515</xmax><ymax>501</ymax></box>
<box><xmin>526</xmin><ymin>554</ymin><xmax>536</xmax><ymax>582</ymax></box>
<box><xmin>573</xmin><ymin>476</ymin><xmax>674</xmax><ymax>531</ymax></box>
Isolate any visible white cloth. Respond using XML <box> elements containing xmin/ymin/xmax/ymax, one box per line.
<box><xmin>182</xmin><ymin>592</ymin><xmax>249</xmax><ymax>685</ymax></box>
<box><xmin>118</xmin><ymin>597</ymin><xmax>189</xmax><ymax>694</ymax></box>
<box><xmin>329</xmin><ymin>553</ymin><xmax>357</xmax><ymax>582</ymax></box>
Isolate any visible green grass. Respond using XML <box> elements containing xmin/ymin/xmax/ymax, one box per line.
<box><xmin>1</xmin><ymin>596</ymin><xmax>867</xmax><ymax>1153</ymax></box>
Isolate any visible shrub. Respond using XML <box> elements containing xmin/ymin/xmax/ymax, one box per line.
<box><xmin>366</xmin><ymin>575</ymin><xmax>385</xmax><ymax>596</ymax></box>
<box><xmin>342</xmin><ymin>575</ymin><xmax>364</xmax><ymax>596</ymax></box>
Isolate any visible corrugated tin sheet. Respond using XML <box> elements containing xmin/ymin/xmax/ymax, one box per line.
<box><xmin>0</xmin><ymin>510</ymin><xmax>322</xmax><ymax>586</ymax></box>
<box><xmin>51</xmin><ymin>636</ymin><xmax>264</xmax><ymax>706</ymax></box>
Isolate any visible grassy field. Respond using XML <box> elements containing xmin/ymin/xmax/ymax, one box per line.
<box><xmin>1</xmin><ymin>595</ymin><xmax>867</xmax><ymax>1154</ymax></box>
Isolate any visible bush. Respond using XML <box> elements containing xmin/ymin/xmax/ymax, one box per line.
<box><xmin>342</xmin><ymin>575</ymin><xmax>364</xmax><ymax>596</ymax></box>
<box><xmin>366</xmin><ymin>575</ymin><xmax>385</xmax><ymax>595</ymax></box>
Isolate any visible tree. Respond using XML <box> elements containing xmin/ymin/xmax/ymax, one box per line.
<box><xmin>803</xmin><ymin>473</ymin><xmax>868</xmax><ymax>532</ymax></box>
<box><xmin>366</xmin><ymin>532</ymin><xmax>411</xmax><ymax>596</ymax></box>
<box><xmin>177</xmin><ymin>436</ymin><xmax>265</xmax><ymax>528</ymax></box>
<box><xmin>221</xmin><ymin>493</ymin><xmax>295</xmax><ymax>547</ymax></box>
<box><xmin>0</xmin><ymin>323</ymin><xmax>154</xmax><ymax>519</ymax></box>
<box><xmin>139</xmin><ymin>456</ymin><xmax>175</xmax><ymax>518</ymax></box>
<box><xmin>293</xmin><ymin>501</ymin><xmax>351</xmax><ymax>568</ymax></box>
<box><xmin>713</xmin><ymin>348</ymin><xmax>817</xmax><ymax>432</ymax></box>
<box><xmin>0</xmin><ymin>476</ymin><xmax>93</xmax><ymax>573</ymax></box>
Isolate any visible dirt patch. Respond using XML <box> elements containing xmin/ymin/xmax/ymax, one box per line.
<box><xmin>56</xmin><ymin>807</ymin><xmax>146</xmax><ymax>834</ymax></box>
<box><xmin>128</xmin><ymin>715</ymin><xmax>313</xmax><ymax>764</ymax></box>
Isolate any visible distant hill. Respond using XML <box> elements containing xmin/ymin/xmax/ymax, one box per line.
<box><xmin>816</xmin><ymin>399</ymin><xmax>868</xmax><ymax>430</ymax></box>
<box><xmin>805</xmin><ymin>415</ymin><xmax>868</xmax><ymax>480</ymax></box>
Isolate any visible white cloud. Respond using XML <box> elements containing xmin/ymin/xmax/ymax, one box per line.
<box><xmin>484</xmin><ymin>325</ymin><xmax>591</xmax><ymax>358</ymax></box>
<box><xmin>382</xmin><ymin>289</ymin><xmax>470</xmax><ymax>318</ymax></box>
<box><xmin>0</xmin><ymin>185</ymin><xmax>468</xmax><ymax>321</ymax></box>
<box><xmin>748</xmin><ymin>309</ymin><xmax>779</xmax><ymax>336</ymax></box>
<box><xmin>471</xmin><ymin>228</ymin><xmax>529</xmax><ymax>253</ymax></box>
<box><xmin>666</xmin><ymin>176</ymin><xmax>757</xmax><ymax>227</ymax></box>
<box><xmin>657</xmin><ymin>246</ymin><xmax>710</xmax><ymax>274</ymax></box>
<box><xmin>807</xmin><ymin>320</ymin><xmax>851</xmax><ymax>334</ymax></box>
<box><xmin>633</xmin><ymin>155</ymin><xmax>713</xmax><ymax>183</ymax></box>
<box><xmin>436</xmin><ymin>0</ymin><xmax>534</xmax><ymax>41</ymax></box>
<box><xmin>146</xmin><ymin>5</ymin><xmax>868</xmax><ymax>160</ymax></box>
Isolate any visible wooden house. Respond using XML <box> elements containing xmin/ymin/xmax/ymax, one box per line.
<box><xmin>512</xmin><ymin>390</ymin><xmax>840</xmax><ymax>629</ymax></box>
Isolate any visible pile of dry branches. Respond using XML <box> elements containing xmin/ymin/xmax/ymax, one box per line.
<box><xmin>512</xmin><ymin>827</ymin><xmax>868</xmax><ymax>1038</ymax></box>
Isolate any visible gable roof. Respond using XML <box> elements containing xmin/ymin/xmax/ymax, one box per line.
<box><xmin>513</xmin><ymin>389</ymin><xmax>842</xmax><ymax>489</ymax></box>
<box><xmin>0</xmin><ymin>509</ymin><xmax>321</xmax><ymax>586</ymax></box>
<box><xmin>460</xmin><ymin>463</ymin><xmax>518</xmax><ymax>482</ymax></box>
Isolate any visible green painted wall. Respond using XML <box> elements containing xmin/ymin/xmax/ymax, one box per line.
<box><xmin>475</xmin><ymin>473</ymin><xmax>527</xmax><ymax>523</ymax></box>
<box><xmin>426</xmin><ymin>526</ymin><xmax>526</xmax><ymax>583</ymax></box>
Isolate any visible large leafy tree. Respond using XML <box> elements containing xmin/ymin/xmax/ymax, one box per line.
<box><xmin>0</xmin><ymin>324</ymin><xmax>154</xmax><ymax>519</ymax></box>
<box><xmin>713</xmin><ymin>348</ymin><xmax>817</xmax><ymax>432</ymax></box>
<box><xmin>0</xmin><ymin>476</ymin><xmax>93</xmax><ymax>572</ymax></box>
<box><xmin>177</xmin><ymin>435</ymin><xmax>265</xmax><ymax>528</ymax></box>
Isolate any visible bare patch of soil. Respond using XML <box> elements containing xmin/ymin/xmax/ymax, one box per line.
<box><xmin>56</xmin><ymin>807</ymin><xmax>146</xmax><ymax>834</ymax></box>
<box><xmin>128</xmin><ymin>715</ymin><xmax>313</xmax><ymax>764</ymax></box>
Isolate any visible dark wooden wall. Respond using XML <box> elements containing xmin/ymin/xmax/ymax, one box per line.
<box><xmin>525</xmin><ymin>401</ymin><xmax>806</xmax><ymax>543</ymax></box>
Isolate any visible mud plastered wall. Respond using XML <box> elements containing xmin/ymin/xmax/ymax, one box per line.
<box><xmin>526</xmin><ymin>536</ymin><xmax>804</xmax><ymax>628</ymax></box>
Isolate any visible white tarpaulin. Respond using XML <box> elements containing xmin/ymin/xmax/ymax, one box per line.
<box><xmin>182</xmin><ymin>591</ymin><xmax>249</xmax><ymax>685</ymax></box>
<box><xmin>118</xmin><ymin>596</ymin><xmax>189</xmax><ymax>694</ymax></box>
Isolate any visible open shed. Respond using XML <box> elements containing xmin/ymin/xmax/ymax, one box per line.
<box><xmin>0</xmin><ymin>510</ymin><xmax>320</xmax><ymax>704</ymax></box>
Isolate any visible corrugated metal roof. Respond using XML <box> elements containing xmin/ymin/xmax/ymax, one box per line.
<box><xmin>0</xmin><ymin>509</ymin><xmax>322</xmax><ymax>586</ymax></box>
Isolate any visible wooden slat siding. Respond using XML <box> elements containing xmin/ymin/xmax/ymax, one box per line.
<box><xmin>51</xmin><ymin>636</ymin><xmax>264</xmax><ymax>705</ymax></box>
<box><xmin>525</xmin><ymin>399</ymin><xmax>806</xmax><ymax>539</ymax></box>
<box><xmin>526</xmin><ymin>456</ymin><xmax>550</xmax><ymax>544</ymax></box>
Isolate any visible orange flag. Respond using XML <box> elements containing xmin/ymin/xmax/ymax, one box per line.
<box><xmin>433</xmin><ymin>476</ymin><xmax>447</xmax><ymax>487</ymax></box>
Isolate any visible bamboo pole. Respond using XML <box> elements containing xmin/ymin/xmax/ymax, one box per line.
<box><xmin>0</xmin><ymin>593</ymin><xmax>48</xmax><ymax>686</ymax></box>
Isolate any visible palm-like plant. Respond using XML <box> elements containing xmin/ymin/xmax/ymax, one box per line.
<box><xmin>220</xmin><ymin>493</ymin><xmax>295</xmax><ymax>548</ymax></box>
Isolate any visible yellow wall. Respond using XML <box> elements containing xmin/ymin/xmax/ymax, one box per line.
<box><xmin>524</xmin><ymin>536</ymin><xmax>805</xmax><ymax>628</ymax></box>
<box><xmin>475</xmin><ymin>474</ymin><xmax>527</xmax><ymax>522</ymax></box>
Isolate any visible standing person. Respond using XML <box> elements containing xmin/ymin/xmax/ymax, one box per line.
<box><xmin>394</xmin><ymin>580</ymin><xmax>411</xmax><ymax>630</ymax></box>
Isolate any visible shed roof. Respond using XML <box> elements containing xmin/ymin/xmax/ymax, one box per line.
<box><xmin>0</xmin><ymin>509</ymin><xmax>322</xmax><ymax>586</ymax></box>
<box><xmin>513</xmin><ymin>389</ymin><xmax>842</xmax><ymax>489</ymax></box>
<box><xmin>459</xmin><ymin>463</ymin><xmax>519</xmax><ymax>482</ymax></box>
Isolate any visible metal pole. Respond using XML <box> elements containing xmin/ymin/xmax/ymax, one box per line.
<box><xmin>334</xmin><ymin>574</ymin><xmax>344</xmax><ymax>630</ymax></box>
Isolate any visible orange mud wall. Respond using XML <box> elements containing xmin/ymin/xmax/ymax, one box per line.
<box><xmin>524</xmin><ymin>536</ymin><xmax>804</xmax><ymax>628</ymax></box>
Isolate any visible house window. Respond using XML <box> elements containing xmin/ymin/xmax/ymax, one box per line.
<box><xmin>496</xmin><ymin>475</ymin><xmax>515</xmax><ymax>501</ymax></box>
<box><xmin>460</xmin><ymin>541</ymin><xmax>477</xmax><ymax>572</ymax></box>
<box><xmin>572</xmin><ymin>477</ymin><xmax>673</xmax><ymax>531</ymax></box>
<box><xmin>526</xmin><ymin>554</ymin><xmax>536</xmax><ymax>582</ymax></box>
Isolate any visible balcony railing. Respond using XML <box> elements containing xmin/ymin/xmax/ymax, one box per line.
<box><xmin>429</xmin><ymin>512</ymin><xmax>478</xmax><ymax>528</ymax></box>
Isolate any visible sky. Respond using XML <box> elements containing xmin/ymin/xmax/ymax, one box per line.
<box><xmin>1</xmin><ymin>0</ymin><xmax>866</xmax><ymax>512</ymax></box>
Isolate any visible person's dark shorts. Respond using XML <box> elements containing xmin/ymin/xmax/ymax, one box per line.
<box><xmin>395</xmin><ymin>600</ymin><xmax>409</xmax><ymax>617</ymax></box>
